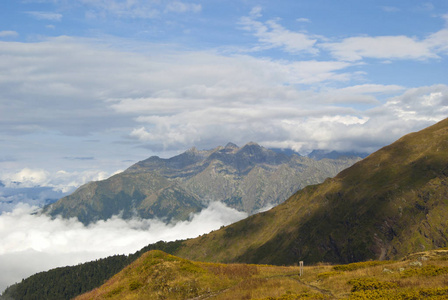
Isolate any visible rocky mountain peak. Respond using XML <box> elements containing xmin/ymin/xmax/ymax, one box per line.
<box><xmin>225</xmin><ymin>142</ymin><xmax>239</xmax><ymax>150</ymax></box>
<box><xmin>186</xmin><ymin>146</ymin><xmax>199</xmax><ymax>153</ymax></box>
<box><xmin>238</xmin><ymin>142</ymin><xmax>263</xmax><ymax>154</ymax></box>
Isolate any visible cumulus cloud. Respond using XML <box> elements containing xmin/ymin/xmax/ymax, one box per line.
<box><xmin>118</xmin><ymin>84</ymin><xmax>447</xmax><ymax>153</ymax></box>
<box><xmin>0</xmin><ymin>202</ymin><xmax>247</xmax><ymax>292</ymax></box>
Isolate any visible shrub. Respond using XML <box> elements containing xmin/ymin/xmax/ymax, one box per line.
<box><xmin>401</xmin><ymin>265</ymin><xmax>448</xmax><ymax>277</ymax></box>
<box><xmin>333</xmin><ymin>260</ymin><xmax>394</xmax><ymax>272</ymax></box>
<box><xmin>260</xmin><ymin>292</ymin><xmax>328</xmax><ymax>299</ymax></box>
<box><xmin>348</xmin><ymin>277</ymin><xmax>398</xmax><ymax>292</ymax></box>
<box><xmin>317</xmin><ymin>271</ymin><xmax>342</xmax><ymax>280</ymax></box>
<box><xmin>129</xmin><ymin>280</ymin><xmax>143</xmax><ymax>291</ymax></box>
<box><xmin>349</xmin><ymin>287</ymin><xmax>448</xmax><ymax>300</ymax></box>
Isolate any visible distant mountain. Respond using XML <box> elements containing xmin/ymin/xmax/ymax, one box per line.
<box><xmin>0</xmin><ymin>185</ymin><xmax>65</xmax><ymax>214</ymax></box>
<box><xmin>269</xmin><ymin>148</ymin><xmax>302</xmax><ymax>157</ymax></box>
<box><xmin>169</xmin><ymin>118</ymin><xmax>448</xmax><ymax>265</ymax></box>
<box><xmin>43</xmin><ymin>142</ymin><xmax>362</xmax><ymax>225</ymax></box>
<box><xmin>307</xmin><ymin>149</ymin><xmax>370</xmax><ymax>160</ymax></box>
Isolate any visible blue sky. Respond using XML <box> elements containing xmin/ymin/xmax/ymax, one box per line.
<box><xmin>1</xmin><ymin>0</ymin><xmax>448</xmax><ymax>191</ymax></box>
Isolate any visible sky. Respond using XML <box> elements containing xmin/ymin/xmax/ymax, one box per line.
<box><xmin>0</xmin><ymin>0</ymin><xmax>447</xmax><ymax>192</ymax></box>
<box><xmin>0</xmin><ymin>0</ymin><xmax>448</xmax><ymax>292</ymax></box>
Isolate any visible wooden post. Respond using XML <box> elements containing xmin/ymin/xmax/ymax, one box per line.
<box><xmin>299</xmin><ymin>261</ymin><xmax>304</xmax><ymax>277</ymax></box>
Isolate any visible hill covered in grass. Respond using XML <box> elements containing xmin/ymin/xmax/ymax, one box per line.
<box><xmin>171</xmin><ymin>118</ymin><xmax>448</xmax><ymax>265</ymax></box>
<box><xmin>75</xmin><ymin>249</ymin><xmax>448</xmax><ymax>299</ymax></box>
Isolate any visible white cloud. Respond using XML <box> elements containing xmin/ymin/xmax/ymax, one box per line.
<box><xmin>0</xmin><ymin>35</ymin><xmax>447</xmax><ymax>165</ymax></box>
<box><xmin>0</xmin><ymin>168</ymin><xmax>114</xmax><ymax>192</ymax></box>
<box><xmin>0</xmin><ymin>31</ymin><xmax>18</xmax><ymax>38</ymax></box>
<box><xmin>322</xmin><ymin>35</ymin><xmax>436</xmax><ymax>61</ymax></box>
<box><xmin>296</xmin><ymin>18</ymin><xmax>311</xmax><ymax>23</ymax></box>
<box><xmin>322</xmin><ymin>14</ymin><xmax>448</xmax><ymax>62</ymax></box>
<box><xmin>0</xmin><ymin>202</ymin><xmax>247</xmax><ymax>292</ymax></box>
<box><xmin>320</xmin><ymin>84</ymin><xmax>405</xmax><ymax>104</ymax></box>
<box><xmin>26</xmin><ymin>11</ymin><xmax>63</xmax><ymax>21</ymax></box>
<box><xmin>426</xmin><ymin>28</ymin><xmax>448</xmax><ymax>54</ymax></box>
<box><xmin>0</xmin><ymin>185</ymin><xmax>66</xmax><ymax>214</ymax></box>
<box><xmin>165</xmin><ymin>1</ymin><xmax>201</xmax><ymax>13</ymax></box>
<box><xmin>113</xmin><ymin>83</ymin><xmax>447</xmax><ymax>153</ymax></box>
<box><xmin>239</xmin><ymin>7</ymin><xmax>318</xmax><ymax>55</ymax></box>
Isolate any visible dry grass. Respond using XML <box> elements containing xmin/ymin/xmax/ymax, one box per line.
<box><xmin>76</xmin><ymin>249</ymin><xmax>448</xmax><ymax>299</ymax></box>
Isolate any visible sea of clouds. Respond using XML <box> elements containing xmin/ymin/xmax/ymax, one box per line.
<box><xmin>0</xmin><ymin>201</ymin><xmax>247</xmax><ymax>293</ymax></box>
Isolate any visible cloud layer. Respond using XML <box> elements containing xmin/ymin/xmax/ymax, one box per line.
<box><xmin>1</xmin><ymin>35</ymin><xmax>447</xmax><ymax>159</ymax></box>
<box><xmin>0</xmin><ymin>202</ymin><xmax>248</xmax><ymax>292</ymax></box>
<box><xmin>0</xmin><ymin>168</ymin><xmax>115</xmax><ymax>192</ymax></box>
<box><xmin>2</xmin><ymin>5</ymin><xmax>448</xmax><ymax>180</ymax></box>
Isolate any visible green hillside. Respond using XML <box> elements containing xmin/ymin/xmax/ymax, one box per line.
<box><xmin>173</xmin><ymin>118</ymin><xmax>448</xmax><ymax>264</ymax></box>
<box><xmin>75</xmin><ymin>249</ymin><xmax>448</xmax><ymax>299</ymax></box>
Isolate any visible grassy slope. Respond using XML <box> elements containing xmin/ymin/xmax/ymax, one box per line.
<box><xmin>76</xmin><ymin>249</ymin><xmax>448</xmax><ymax>300</ymax></box>
<box><xmin>173</xmin><ymin>118</ymin><xmax>448</xmax><ymax>264</ymax></box>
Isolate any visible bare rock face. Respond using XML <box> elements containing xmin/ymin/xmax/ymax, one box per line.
<box><xmin>44</xmin><ymin>142</ymin><xmax>362</xmax><ymax>225</ymax></box>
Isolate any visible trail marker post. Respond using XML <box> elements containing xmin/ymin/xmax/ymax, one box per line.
<box><xmin>299</xmin><ymin>261</ymin><xmax>304</xmax><ymax>277</ymax></box>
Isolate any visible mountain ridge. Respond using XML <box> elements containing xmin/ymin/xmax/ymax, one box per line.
<box><xmin>170</xmin><ymin>118</ymin><xmax>448</xmax><ymax>264</ymax></box>
<box><xmin>43</xmin><ymin>142</ymin><xmax>361</xmax><ymax>224</ymax></box>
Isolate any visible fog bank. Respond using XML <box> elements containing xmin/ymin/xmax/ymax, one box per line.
<box><xmin>0</xmin><ymin>202</ymin><xmax>247</xmax><ymax>293</ymax></box>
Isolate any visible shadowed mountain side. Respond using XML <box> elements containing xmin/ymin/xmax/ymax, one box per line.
<box><xmin>43</xmin><ymin>142</ymin><xmax>361</xmax><ymax>225</ymax></box>
<box><xmin>173</xmin><ymin>118</ymin><xmax>448</xmax><ymax>265</ymax></box>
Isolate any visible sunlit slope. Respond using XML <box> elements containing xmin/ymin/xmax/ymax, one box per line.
<box><xmin>174</xmin><ymin>118</ymin><xmax>448</xmax><ymax>264</ymax></box>
<box><xmin>75</xmin><ymin>249</ymin><xmax>448</xmax><ymax>300</ymax></box>
<box><xmin>43</xmin><ymin>172</ymin><xmax>204</xmax><ymax>225</ymax></box>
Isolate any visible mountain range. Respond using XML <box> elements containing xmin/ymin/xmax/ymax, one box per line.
<box><xmin>42</xmin><ymin>142</ymin><xmax>362</xmax><ymax>225</ymax></box>
<box><xmin>4</xmin><ymin>119</ymin><xmax>448</xmax><ymax>299</ymax></box>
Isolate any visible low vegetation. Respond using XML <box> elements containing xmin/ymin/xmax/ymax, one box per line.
<box><xmin>74</xmin><ymin>249</ymin><xmax>448</xmax><ymax>299</ymax></box>
<box><xmin>1</xmin><ymin>241</ymin><xmax>183</xmax><ymax>300</ymax></box>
